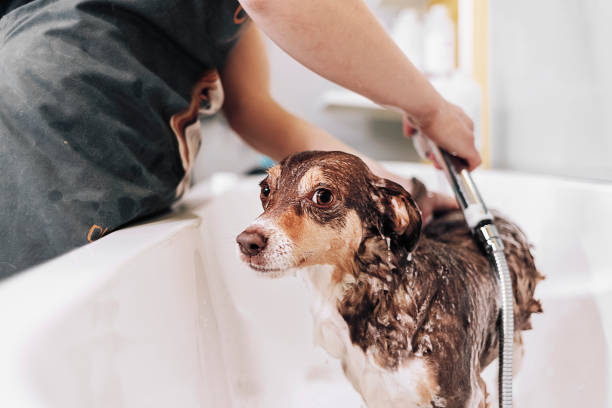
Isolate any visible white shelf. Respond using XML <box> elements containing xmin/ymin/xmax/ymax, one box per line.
<box><xmin>321</xmin><ymin>89</ymin><xmax>401</xmax><ymax>120</ymax></box>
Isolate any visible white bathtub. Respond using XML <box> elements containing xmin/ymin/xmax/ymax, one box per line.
<box><xmin>1</xmin><ymin>163</ymin><xmax>611</xmax><ymax>408</ymax></box>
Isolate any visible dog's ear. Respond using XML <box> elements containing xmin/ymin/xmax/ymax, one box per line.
<box><xmin>372</xmin><ymin>178</ymin><xmax>422</xmax><ymax>252</ymax></box>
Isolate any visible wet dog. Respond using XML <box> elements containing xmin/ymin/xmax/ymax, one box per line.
<box><xmin>236</xmin><ymin>151</ymin><xmax>543</xmax><ymax>408</ymax></box>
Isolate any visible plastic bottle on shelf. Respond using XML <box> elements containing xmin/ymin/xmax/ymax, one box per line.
<box><xmin>391</xmin><ymin>8</ymin><xmax>424</xmax><ymax>71</ymax></box>
<box><xmin>423</xmin><ymin>4</ymin><xmax>455</xmax><ymax>77</ymax></box>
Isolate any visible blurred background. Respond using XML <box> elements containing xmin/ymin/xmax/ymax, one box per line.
<box><xmin>194</xmin><ymin>0</ymin><xmax>612</xmax><ymax>183</ymax></box>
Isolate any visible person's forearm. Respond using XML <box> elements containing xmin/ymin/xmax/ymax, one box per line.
<box><xmin>239</xmin><ymin>0</ymin><xmax>443</xmax><ymax>127</ymax></box>
<box><xmin>226</xmin><ymin>95</ymin><xmax>351</xmax><ymax>160</ymax></box>
<box><xmin>226</xmin><ymin>95</ymin><xmax>408</xmax><ymax>188</ymax></box>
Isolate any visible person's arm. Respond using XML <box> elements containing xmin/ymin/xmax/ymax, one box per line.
<box><xmin>221</xmin><ymin>24</ymin><xmax>457</xmax><ymax>223</ymax></box>
<box><xmin>238</xmin><ymin>0</ymin><xmax>480</xmax><ymax>170</ymax></box>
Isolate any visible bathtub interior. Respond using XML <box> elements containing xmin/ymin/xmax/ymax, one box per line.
<box><xmin>199</xmin><ymin>166</ymin><xmax>612</xmax><ymax>408</ymax></box>
<box><xmin>0</xmin><ymin>163</ymin><xmax>610</xmax><ymax>408</ymax></box>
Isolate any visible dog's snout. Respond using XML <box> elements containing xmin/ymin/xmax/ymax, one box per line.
<box><xmin>237</xmin><ymin>229</ymin><xmax>268</xmax><ymax>256</ymax></box>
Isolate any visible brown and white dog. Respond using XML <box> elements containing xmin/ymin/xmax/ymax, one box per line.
<box><xmin>236</xmin><ymin>151</ymin><xmax>543</xmax><ymax>408</ymax></box>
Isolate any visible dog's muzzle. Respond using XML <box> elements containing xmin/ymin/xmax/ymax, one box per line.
<box><xmin>236</xmin><ymin>228</ymin><xmax>268</xmax><ymax>256</ymax></box>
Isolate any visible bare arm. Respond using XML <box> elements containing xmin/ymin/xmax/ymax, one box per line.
<box><xmin>238</xmin><ymin>0</ymin><xmax>480</xmax><ymax>170</ymax></box>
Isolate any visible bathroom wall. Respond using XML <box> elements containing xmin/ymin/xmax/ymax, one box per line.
<box><xmin>489</xmin><ymin>0</ymin><xmax>612</xmax><ymax>181</ymax></box>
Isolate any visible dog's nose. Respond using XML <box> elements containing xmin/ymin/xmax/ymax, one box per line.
<box><xmin>236</xmin><ymin>229</ymin><xmax>268</xmax><ymax>256</ymax></box>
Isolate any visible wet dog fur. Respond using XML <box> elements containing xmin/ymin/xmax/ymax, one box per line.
<box><xmin>236</xmin><ymin>151</ymin><xmax>543</xmax><ymax>408</ymax></box>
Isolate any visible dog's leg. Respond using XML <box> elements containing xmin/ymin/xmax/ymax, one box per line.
<box><xmin>513</xmin><ymin>332</ymin><xmax>525</xmax><ymax>377</ymax></box>
<box><xmin>463</xmin><ymin>372</ymin><xmax>489</xmax><ymax>408</ymax></box>
<box><xmin>478</xmin><ymin>375</ymin><xmax>490</xmax><ymax>408</ymax></box>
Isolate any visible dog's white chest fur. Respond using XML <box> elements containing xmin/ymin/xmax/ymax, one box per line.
<box><xmin>297</xmin><ymin>266</ymin><xmax>444</xmax><ymax>408</ymax></box>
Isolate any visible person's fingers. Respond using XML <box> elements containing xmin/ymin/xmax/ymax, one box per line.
<box><xmin>466</xmin><ymin>149</ymin><xmax>482</xmax><ymax>171</ymax></box>
<box><xmin>420</xmin><ymin>101</ymin><xmax>482</xmax><ymax>171</ymax></box>
<box><xmin>417</xmin><ymin>192</ymin><xmax>459</xmax><ymax>228</ymax></box>
<box><xmin>421</xmin><ymin>212</ymin><xmax>433</xmax><ymax>227</ymax></box>
<box><xmin>426</xmin><ymin>152</ymin><xmax>443</xmax><ymax>170</ymax></box>
<box><xmin>442</xmin><ymin>126</ymin><xmax>481</xmax><ymax>170</ymax></box>
<box><xmin>428</xmin><ymin>129</ymin><xmax>480</xmax><ymax>170</ymax></box>
<box><xmin>402</xmin><ymin>116</ymin><xmax>416</xmax><ymax>137</ymax></box>
<box><xmin>432</xmin><ymin>192</ymin><xmax>459</xmax><ymax>212</ymax></box>
<box><xmin>461</xmin><ymin>137</ymin><xmax>482</xmax><ymax>171</ymax></box>
<box><xmin>418</xmin><ymin>200</ymin><xmax>433</xmax><ymax>226</ymax></box>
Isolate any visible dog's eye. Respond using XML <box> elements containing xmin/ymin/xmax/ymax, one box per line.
<box><xmin>261</xmin><ymin>185</ymin><xmax>270</xmax><ymax>198</ymax></box>
<box><xmin>312</xmin><ymin>188</ymin><xmax>334</xmax><ymax>207</ymax></box>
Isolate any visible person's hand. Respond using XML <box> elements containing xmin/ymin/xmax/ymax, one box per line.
<box><xmin>403</xmin><ymin>100</ymin><xmax>481</xmax><ymax>171</ymax></box>
<box><xmin>373</xmin><ymin>165</ymin><xmax>458</xmax><ymax>227</ymax></box>
<box><xmin>401</xmin><ymin>176</ymin><xmax>458</xmax><ymax>226</ymax></box>
<box><xmin>416</xmin><ymin>191</ymin><xmax>458</xmax><ymax>226</ymax></box>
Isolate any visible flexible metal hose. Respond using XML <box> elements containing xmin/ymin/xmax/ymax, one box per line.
<box><xmin>479</xmin><ymin>225</ymin><xmax>514</xmax><ymax>408</ymax></box>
